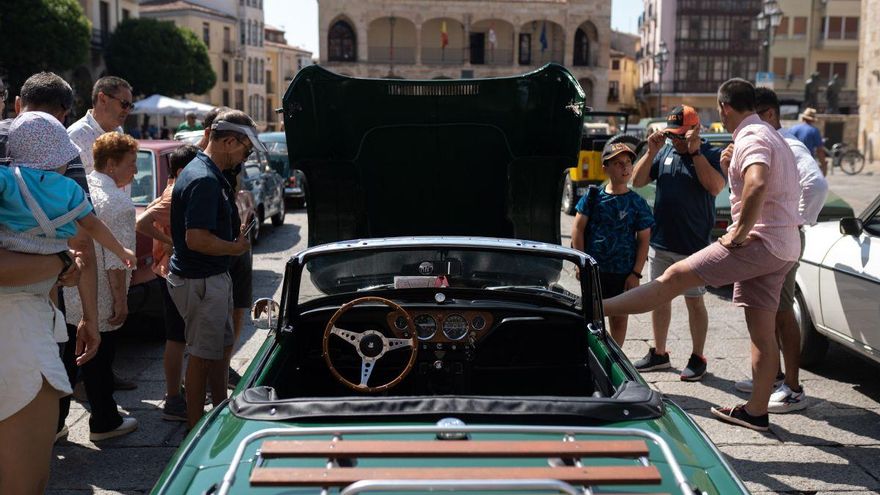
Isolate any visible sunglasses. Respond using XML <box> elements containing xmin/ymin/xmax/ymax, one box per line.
<box><xmin>103</xmin><ymin>92</ymin><xmax>133</xmax><ymax>110</ymax></box>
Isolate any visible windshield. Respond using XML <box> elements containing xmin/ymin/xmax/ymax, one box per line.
<box><xmin>300</xmin><ymin>247</ymin><xmax>581</xmax><ymax>305</ymax></box>
<box><xmin>131</xmin><ymin>150</ymin><xmax>156</xmax><ymax>206</ymax></box>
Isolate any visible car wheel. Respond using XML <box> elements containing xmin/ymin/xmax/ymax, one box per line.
<box><xmin>271</xmin><ymin>198</ymin><xmax>286</xmax><ymax>226</ymax></box>
<box><xmin>793</xmin><ymin>288</ymin><xmax>828</xmax><ymax>367</ymax></box>
<box><xmin>561</xmin><ymin>173</ymin><xmax>576</xmax><ymax>216</ymax></box>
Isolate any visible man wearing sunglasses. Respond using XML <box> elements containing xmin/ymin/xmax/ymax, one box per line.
<box><xmin>630</xmin><ymin>105</ymin><xmax>726</xmax><ymax>382</ymax></box>
<box><xmin>68</xmin><ymin>76</ymin><xmax>133</xmax><ymax>175</ymax></box>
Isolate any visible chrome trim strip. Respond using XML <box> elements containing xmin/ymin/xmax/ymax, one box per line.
<box><xmin>342</xmin><ymin>479</ymin><xmax>580</xmax><ymax>495</ymax></box>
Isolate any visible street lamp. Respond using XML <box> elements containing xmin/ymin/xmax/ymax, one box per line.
<box><xmin>756</xmin><ymin>0</ymin><xmax>783</xmax><ymax>74</ymax></box>
<box><xmin>653</xmin><ymin>40</ymin><xmax>669</xmax><ymax>117</ymax></box>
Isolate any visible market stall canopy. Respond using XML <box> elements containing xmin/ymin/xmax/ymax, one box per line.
<box><xmin>131</xmin><ymin>94</ymin><xmax>213</xmax><ymax>117</ymax></box>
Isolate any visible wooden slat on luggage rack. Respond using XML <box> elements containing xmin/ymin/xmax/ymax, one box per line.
<box><xmin>250</xmin><ymin>466</ymin><xmax>662</xmax><ymax>487</ymax></box>
<box><xmin>259</xmin><ymin>440</ymin><xmax>650</xmax><ymax>458</ymax></box>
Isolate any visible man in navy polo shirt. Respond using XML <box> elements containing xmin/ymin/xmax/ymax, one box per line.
<box><xmin>630</xmin><ymin>105</ymin><xmax>726</xmax><ymax>381</ymax></box>
<box><xmin>166</xmin><ymin>109</ymin><xmax>265</xmax><ymax>428</ymax></box>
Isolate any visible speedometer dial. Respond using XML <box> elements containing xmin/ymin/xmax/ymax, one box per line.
<box><xmin>414</xmin><ymin>314</ymin><xmax>437</xmax><ymax>340</ymax></box>
<box><xmin>442</xmin><ymin>314</ymin><xmax>468</xmax><ymax>341</ymax></box>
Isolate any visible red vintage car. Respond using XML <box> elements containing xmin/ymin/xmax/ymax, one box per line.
<box><xmin>126</xmin><ymin>140</ymin><xmax>255</xmax><ymax>326</ymax></box>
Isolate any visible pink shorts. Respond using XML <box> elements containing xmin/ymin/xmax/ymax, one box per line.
<box><xmin>685</xmin><ymin>239</ymin><xmax>794</xmax><ymax>312</ymax></box>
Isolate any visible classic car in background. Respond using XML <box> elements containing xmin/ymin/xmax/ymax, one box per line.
<box><xmin>240</xmin><ymin>151</ymin><xmax>285</xmax><ymax>243</ymax></box>
<box><xmin>795</xmin><ymin>193</ymin><xmax>880</xmax><ymax>367</ymax></box>
<box><xmin>632</xmin><ymin>133</ymin><xmax>855</xmax><ymax>237</ymax></box>
<box><xmin>127</xmin><ymin>140</ymin><xmax>256</xmax><ymax>329</ymax></box>
<box><xmin>259</xmin><ymin>131</ymin><xmax>307</xmax><ymax>208</ymax></box>
<box><xmin>151</xmin><ymin>64</ymin><xmax>748</xmax><ymax>495</ymax></box>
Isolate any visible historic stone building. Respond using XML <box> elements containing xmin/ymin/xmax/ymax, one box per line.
<box><xmin>316</xmin><ymin>0</ymin><xmax>611</xmax><ymax>110</ymax></box>
<box><xmin>858</xmin><ymin>0</ymin><xmax>879</xmax><ymax>161</ymax></box>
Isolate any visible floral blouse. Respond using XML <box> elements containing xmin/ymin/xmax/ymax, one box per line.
<box><xmin>64</xmin><ymin>171</ymin><xmax>136</xmax><ymax>333</ymax></box>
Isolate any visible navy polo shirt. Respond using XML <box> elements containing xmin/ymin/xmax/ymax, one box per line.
<box><xmin>649</xmin><ymin>140</ymin><xmax>723</xmax><ymax>256</ymax></box>
<box><xmin>169</xmin><ymin>151</ymin><xmax>235</xmax><ymax>278</ymax></box>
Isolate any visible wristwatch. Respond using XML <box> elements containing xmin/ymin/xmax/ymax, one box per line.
<box><xmin>631</xmin><ymin>270</ymin><xmax>643</xmax><ymax>279</ymax></box>
<box><xmin>56</xmin><ymin>251</ymin><xmax>74</xmax><ymax>276</ymax></box>
<box><xmin>689</xmin><ymin>150</ymin><xmax>702</xmax><ymax>157</ymax></box>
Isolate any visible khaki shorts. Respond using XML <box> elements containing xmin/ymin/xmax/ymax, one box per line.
<box><xmin>167</xmin><ymin>272</ymin><xmax>234</xmax><ymax>360</ymax></box>
<box><xmin>650</xmin><ymin>247</ymin><xmax>707</xmax><ymax>298</ymax></box>
<box><xmin>778</xmin><ymin>229</ymin><xmax>807</xmax><ymax>312</ymax></box>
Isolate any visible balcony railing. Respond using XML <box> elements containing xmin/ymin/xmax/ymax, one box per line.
<box><xmin>422</xmin><ymin>48</ymin><xmax>465</xmax><ymax>65</ymax></box>
<box><xmin>473</xmin><ymin>49</ymin><xmax>514</xmax><ymax>66</ymax></box>
<box><xmin>676</xmin><ymin>38</ymin><xmax>760</xmax><ymax>53</ymax></box>
<box><xmin>368</xmin><ymin>46</ymin><xmax>417</xmax><ymax>64</ymax></box>
<box><xmin>519</xmin><ymin>50</ymin><xmax>565</xmax><ymax>66</ymax></box>
<box><xmin>674</xmin><ymin>80</ymin><xmax>731</xmax><ymax>93</ymax></box>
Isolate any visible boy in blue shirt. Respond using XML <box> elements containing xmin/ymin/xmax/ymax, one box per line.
<box><xmin>571</xmin><ymin>141</ymin><xmax>654</xmax><ymax>345</ymax></box>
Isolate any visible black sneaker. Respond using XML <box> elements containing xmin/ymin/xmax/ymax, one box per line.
<box><xmin>710</xmin><ymin>404</ymin><xmax>769</xmax><ymax>432</ymax></box>
<box><xmin>633</xmin><ymin>348</ymin><xmax>671</xmax><ymax>371</ymax></box>
<box><xmin>680</xmin><ymin>353</ymin><xmax>707</xmax><ymax>382</ymax></box>
<box><xmin>227</xmin><ymin>366</ymin><xmax>242</xmax><ymax>390</ymax></box>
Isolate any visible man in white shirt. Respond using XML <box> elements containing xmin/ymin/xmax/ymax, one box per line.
<box><xmin>68</xmin><ymin>76</ymin><xmax>132</xmax><ymax>173</ymax></box>
<box><xmin>742</xmin><ymin>88</ymin><xmax>828</xmax><ymax>413</ymax></box>
<box><xmin>67</xmin><ymin>75</ymin><xmax>136</xmax><ymax>390</ymax></box>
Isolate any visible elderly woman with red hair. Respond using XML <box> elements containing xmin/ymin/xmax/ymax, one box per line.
<box><xmin>63</xmin><ymin>132</ymin><xmax>140</xmax><ymax>441</ymax></box>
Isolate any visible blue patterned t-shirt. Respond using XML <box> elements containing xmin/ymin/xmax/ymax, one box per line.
<box><xmin>575</xmin><ymin>188</ymin><xmax>654</xmax><ymax>274</ymax></box>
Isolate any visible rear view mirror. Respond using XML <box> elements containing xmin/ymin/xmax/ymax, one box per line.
<box><xmin>839</xmin><ymin>217</ymin><xmax>863</xmax><ymax>236</ymax></box>
<box><xmin>252</xmin><ymin>298</ymin><xmax>281</xmax><ymax>330</ymax></box>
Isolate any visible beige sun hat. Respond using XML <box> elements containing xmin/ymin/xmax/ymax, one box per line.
<box><xmin>800</xmin><ymin>107</ymin><xmax>818</xmax><ymax>122</ymax></box>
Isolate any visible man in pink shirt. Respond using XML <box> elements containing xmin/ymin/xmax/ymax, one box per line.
<box><xmin>604</xmin><ymin>78</ymin><xmax>802</xmax><ymax>431</ymax></box>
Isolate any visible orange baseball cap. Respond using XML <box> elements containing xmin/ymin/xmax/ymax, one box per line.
<box><xmin>665</xmin><ymin>105</ymin><xmax>700</xmax><ymax>135</ymax></box>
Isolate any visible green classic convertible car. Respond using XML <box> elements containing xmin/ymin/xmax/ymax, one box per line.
<box><xmin>150</xmin><ymin>65</ymin><xmax>748</xmax><ymax>495</ymax></box>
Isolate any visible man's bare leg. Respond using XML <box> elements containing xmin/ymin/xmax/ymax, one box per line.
<box><xmin>604</xmin><ymin>261</ymin><xmax>706</xmax><ymax>316</ymax></box>
<box><xmin>775</xmin><ymin>309</ymin><xmax>801</xmax><ymax>390</ymax></box>
<box><xmin>185</xmin><ymin>356</ymin><xmax>210</xmax><ymax>429</ymax></box>
<box><xmin>163</xmin><ymin>340</ymin><xmax>185</xmax><ymax>397</ymax></box>
<box><xmin>743</xmin><ymin>307</ymin><xmax>780</xmax><ymax>416</ymax></box>
<box><xmin>651</xmin><ymin>301</ymin><xmax>672</xmax><ymax>355</ymax></box>
<box><xmin>684</xmin><ymin>296</ymin><xmax>709</xmax><ymax>356</ymax></box>
<box><xmin>608</xmin><ymin>315</ymin><xmax>629</xmax><ymax>346</ymax></box>
<box><xmin>208</xmin><ymin>346</ymin><xmax>234</xmax><ymax>407</ymax></box>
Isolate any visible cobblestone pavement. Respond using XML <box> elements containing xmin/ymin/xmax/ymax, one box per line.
<box><xmin>49</xmin><ymin>169</ymin><xmax>879</xmax><ymax>494</ymax></box>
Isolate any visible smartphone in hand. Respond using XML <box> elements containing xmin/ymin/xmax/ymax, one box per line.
<box><xmin>242</xmin><ymin>217</ymin><xmax>258</xmax><ymax>239</ymax></box>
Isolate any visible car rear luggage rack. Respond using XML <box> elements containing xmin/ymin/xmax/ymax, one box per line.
<box><xmin>216</xmin><ymin>425</ymin><xmax>700</xmax><ymax>495</ymax></box>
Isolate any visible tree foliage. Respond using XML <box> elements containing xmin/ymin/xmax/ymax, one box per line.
<box><xmin>106</xmin><ymin>18</ymin><xmax>216</xmax><ymax>97</ymax></box>
<box><xmin>0</xmin><ymin>0</ymin><xmax>90</xmax><ymax>97</ymax></box>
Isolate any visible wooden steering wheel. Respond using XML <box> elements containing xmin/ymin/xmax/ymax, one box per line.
<box><xmin>322</xmin><ymin>296</ymin><xmax>419</xmax><ymax>393</ymax></box>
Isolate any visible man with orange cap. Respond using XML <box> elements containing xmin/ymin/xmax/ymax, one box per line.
<box><xmin>631</xmin><ymin>105</ymin><xmax>726</xmax><ymax>381</ymax></box>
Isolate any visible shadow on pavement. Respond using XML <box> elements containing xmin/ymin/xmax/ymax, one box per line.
<box><xmin>254</xmin><ymin>222</ymin><xmax>301</xmax><ymax>255</ymax></box>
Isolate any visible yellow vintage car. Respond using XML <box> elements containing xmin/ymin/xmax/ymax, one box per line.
<box><xmin>561</xmin><ymin>111</ymin><xmax>640</xmax><ymax>215</ymax></box>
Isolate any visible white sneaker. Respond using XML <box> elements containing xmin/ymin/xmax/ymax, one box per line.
<box><xmin>734</xmin><ymin>373</ymin><xmax>785</xmax><ymax>393</ymax></box>
<box><xmin>89</xmin><ymin>417</ymin><xmax>138</xmax><ymax>441</ymax></box>
<box><xmin>768</xmin><ymin>384</ymin><xmax>807</xmax><ymax>413</ymax></box>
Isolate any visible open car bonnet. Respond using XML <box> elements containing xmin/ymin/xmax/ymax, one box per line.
<box><xmin>282</xmin><ymin>64</ymin><xmax>586</xmax><ymax>246</ymax></box>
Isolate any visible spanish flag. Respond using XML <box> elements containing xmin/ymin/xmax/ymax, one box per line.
<box><xmin>441</xmin><ymin>21</ymin><xmax>449</xmax><ymax>48</ymax></box>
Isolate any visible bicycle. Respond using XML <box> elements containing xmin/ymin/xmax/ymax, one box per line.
<box><xmin>823</xmin><ymin>141</ymin><xmax>865</xmax><ymax>175</ymax></box>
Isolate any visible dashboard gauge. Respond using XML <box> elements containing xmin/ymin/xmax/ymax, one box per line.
<box><xmin>414</xmin><ymin>314</ymin><xmax>437</xmax><ymax>340</ymax></box>
<box><xmin>394</xmin><ymin>315</ymin><xmax>409</xmax><ymax>331</ymax></box>
<box><xmin>471</xmin><ymin>315</ymin><xmax>486</xmax><ymax>331</ymax></box>
<box><xmin>443</xmin><ymin>314</ymin><xmax>468</xmax><ymax>341</ymax></box>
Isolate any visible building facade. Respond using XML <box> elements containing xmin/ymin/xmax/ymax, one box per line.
<box><xmin>858</xmin><ymin>0</ymin><xmax>880</xmax><ymax>161</ymax></box>
<box><xmin>140</xmin><ymin>0</ymin><xmax>268</xmax><ymax>128</ymax></box>
<box><xmin>265</xmin><ymin>26</ymin><xmax>313</xmax><ymax>131</ymax></box>
<box><xmin>317</xmin><ymin>0</ymin><xmax>612</xmax><ymax>110</ymax></box>
<box><xmin>608</xmin><ymin>31</ymin><xmax>639</xmax><ymax>115</ymax></box>
<box><xmin>637</xmin><ymin>0</ymin><xmax>762</xmax><ymax>122</ymax></box>
<box><xmin>769</xmin><ymin>0</ymin><xmax>860</xmax><ymax>114</ymax></box>
<box><xmin>72</xmin><ymin>0</ymin><xmax>141</xmax><ymax>115</ymax></box>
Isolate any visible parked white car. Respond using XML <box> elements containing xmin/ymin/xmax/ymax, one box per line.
<box><xmin>796</xmin><ymin>194</ymin><xmax>880</xmax><ymax>366</ymax></box>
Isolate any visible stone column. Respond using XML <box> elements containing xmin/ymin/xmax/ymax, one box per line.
<box><xmin>415</xmin><ymin>22</ymin><xmax>422</xmax><ymax>65</ymax></box>
<box><xmin>512</xmin><ymin>26</ymin><xmax>520</xmax><ymax>67</ymax></box>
